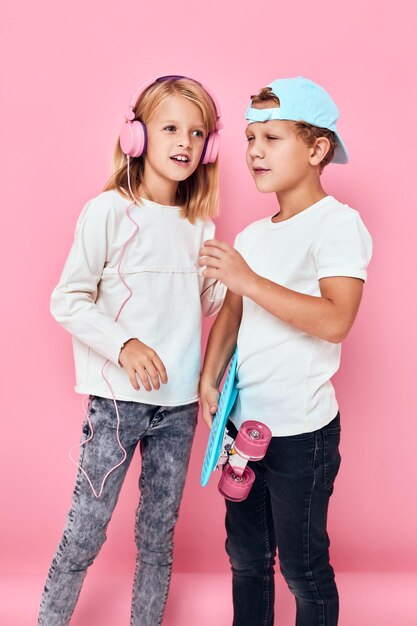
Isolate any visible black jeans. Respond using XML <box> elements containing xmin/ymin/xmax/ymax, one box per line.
<box><xmin>225</xmin><ymin>414</ymin><xmax>341</xmax><ymax>626</ymax></box>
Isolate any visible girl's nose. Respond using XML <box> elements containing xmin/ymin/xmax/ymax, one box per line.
<box><xmin>177</xmin><ymin>133</ymin><xmax>191</xmax><ymax>148</ymax></box>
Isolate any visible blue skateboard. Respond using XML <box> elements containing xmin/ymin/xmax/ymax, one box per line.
<box><xmin>200</xmin><ymin>350</ymin><xmax>272</xmax><ymax>501</ymax></box>
<box><xmin>200</xmin><ymin>350</ymin><xmax>239</xmax><ymax>487</ymax></box>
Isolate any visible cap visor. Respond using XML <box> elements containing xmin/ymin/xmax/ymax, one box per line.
<box><xmin>332</xmin><ymin>131</ymin><xmax>349</xmax><ymax>164</ymax></box>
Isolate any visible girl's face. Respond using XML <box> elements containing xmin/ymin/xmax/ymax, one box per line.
<box><xmin>143</xmin><ymin>95</ymin><xmax>207</xmax><ymax>191</ymax></box>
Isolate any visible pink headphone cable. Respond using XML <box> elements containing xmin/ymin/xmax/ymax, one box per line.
<box><xmin>69</xmin><ymin>156</ymin><xmax>140</xmax><ymax>498</ymax></box>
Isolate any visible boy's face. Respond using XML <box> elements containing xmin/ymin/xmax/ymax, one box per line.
<box><xmin>245</xmin><ymin>119</ymin><xmax>314</xmax><ymax>195</ymax></box>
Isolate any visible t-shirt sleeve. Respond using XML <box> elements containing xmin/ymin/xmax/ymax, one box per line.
<box><xmin>315</xmin><ymin>210</ymin><xmax>373</xmax><ymax>282</ymax></box>
<box><xmin>233</xmin><ymin>232</ymin><xmax>242</xmax><ymax>253</ymax></box>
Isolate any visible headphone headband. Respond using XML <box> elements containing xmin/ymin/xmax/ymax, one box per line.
<box><xmin>124</xmin><ymin>75</ymin><xmax>222</xmax><ymax>130</ymax></box>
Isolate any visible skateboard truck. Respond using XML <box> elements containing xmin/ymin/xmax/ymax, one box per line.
<box><xmin>216</xmin><ymin>421</ymin><xmax>272</xmax><ymax>502</ymax></box>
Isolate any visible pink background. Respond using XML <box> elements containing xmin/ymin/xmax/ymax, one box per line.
<box><xmin>1</xmin><ymin>0</ymin><xmax>416</xmax><ymax>588</ymax></box>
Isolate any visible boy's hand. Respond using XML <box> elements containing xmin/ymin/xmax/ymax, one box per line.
<box><xmin>118</xmin><ymin>338</ymin><xmax>168</xmax><ymax>391</ymax></box>
<box><xmin>199</xmin><ymin>380</ymin><xmax>220</xmax><ymax>429</ymax></box>
<box><xmin>199</xmin><ymin>240</ymin><xmax>256</xmax><ymax>297</ymax></box>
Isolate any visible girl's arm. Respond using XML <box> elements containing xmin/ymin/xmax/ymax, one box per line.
<box><xmin>200</xmin><ymin>276</ymin><xmax>226</xmax><ymax>316</ymax></box>
<box><xmin>200</xmin><ymin>289</ymin><xmax>242</xmax><ymax>428</ymax></box>
<box><xmin>51</xmin><ymin>199</ymin><xmax>166</xmax><ymax>390</ymax></box>
<box><xmin>199</xmin><ymin>219</ymin><xmax>226</xmax><ymax>316</ymax></box>
<box><xmin>199</xmin><ymin>240</ymin><xmax>363</xmax><ymax>344</ymax></box>
<box><xmin>51</xmin><ymin>200</ymin><xmax>132</xmax><ymax>365</ymax></box>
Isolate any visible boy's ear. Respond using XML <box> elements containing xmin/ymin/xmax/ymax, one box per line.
<box><xmin>309</xmin><ymin>137</ymin><xmax>331</xmax><ymax>167</ymax></box>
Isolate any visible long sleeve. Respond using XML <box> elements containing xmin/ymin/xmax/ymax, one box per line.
<box><xmin>50</xmin><ymin>198</ymin><xmax>133</xmax><ymax>366</ymax></box>
<box><xmin>200</xmin><ymin>276</ymin><xmax>226</xmax><ymax>316</ymax></box>
<box><xmin>199</xmin><ymin>218</ymin><xmax>226</xmax><ymax>316</ymax></box>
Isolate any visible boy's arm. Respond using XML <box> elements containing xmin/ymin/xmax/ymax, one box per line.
<box><xmin>200</xmin><ymin>289</ymin><xmax>242</xmax><ymax>428</ymax></box>
<box><xmin>199</xmin><ymin>240</ymin><xmax>363</xmax><ymax>344</ymax></box>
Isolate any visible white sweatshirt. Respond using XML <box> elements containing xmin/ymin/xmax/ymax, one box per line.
<box><xmin>51</xmin><ymin>190</ymin><xmax>225</xmax><ymax>406</ymax></box>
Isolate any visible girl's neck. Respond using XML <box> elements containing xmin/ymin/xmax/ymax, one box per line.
<box><xmin>139</xmin><ymin>169</ymin><xmax>179</xmax><ymax>207</ymax></box>
<box><xmin>139</xmin><ymin>187</ymin><xmax>178</xmax><ymax>207</ymax></box>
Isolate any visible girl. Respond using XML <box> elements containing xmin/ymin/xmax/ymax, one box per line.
<box><xmin>38</xmin><ymin>76</ymin><xmax>225</xmax><ymax>626</ymax></box>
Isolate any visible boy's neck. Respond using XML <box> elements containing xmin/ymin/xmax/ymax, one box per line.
<box><xmin>273</xmin><ymin>182</ymin><xmax>328</xmax><ymax>222</ymax></box>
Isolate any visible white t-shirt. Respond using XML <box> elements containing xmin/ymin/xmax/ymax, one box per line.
<box><xmin>51</xmin><ymin>190</ymin><xmax>225</xmax><ymax>405</ymax></box>
<box><xmin>230</xmin><ymin>195</ymin><xmax>372</xmax><ymax>436</ymax></box>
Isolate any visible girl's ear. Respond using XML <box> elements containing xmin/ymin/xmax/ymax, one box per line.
<box><xmin>309</xmin><ymin>137</ymin><xmax>331</xmax><ymax>167</ymax></box>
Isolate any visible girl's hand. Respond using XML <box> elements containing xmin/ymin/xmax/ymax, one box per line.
<box><xmin>199</xmin><ymin>379</ymin><xmax>220</xmax><ymax>429</ymax></box>
<box><xmin>199</xmin><ymin>240</ymin><xmax>257</xmax><ymax>297</ymax></box>
<box><xmin>118</xmin><ymin>339</ymin><xmax>168</xmax><ymax>391</ymax></box>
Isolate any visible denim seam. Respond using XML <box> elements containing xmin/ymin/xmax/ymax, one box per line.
<box><xmin>156</xmin><ymin>563</ymin><xmax>173</xmax><ymax>626</ymax></box>
<box><xmin>39</xmin><ymin>441</ymin><xmax>87</xmax><ymax>625</ymax></box>
<box><xmin>322</xmin><ymin>429</ymin><xmax>341</xmax><ymax>492</ymax></box>
<box><xmin>323</xmin><ymin>430</ymin><xmax>330</xmax><ymax>489</ymax></box>
<box><xmin>260</xmin><ymin>477</ymin><xmax>271</xmax><ymax>626</ymax></box>
<box><xmin>304</xmin><ymin>432</ymin><xmax>326</xmax><ymax>625</ymax></box>
<box><xmin>131</xmin><ymin>442</ymin><xmax>147</xmax><ymax>626</ymax></box>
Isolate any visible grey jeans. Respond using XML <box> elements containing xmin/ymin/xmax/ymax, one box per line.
<box><xmin>38</xmin><ymin>395</ymin><xmax>198</xmax><ymax>626</ymax></box>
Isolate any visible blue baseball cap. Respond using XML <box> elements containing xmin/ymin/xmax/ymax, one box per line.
<box><xmin>245</xmin><ymin>76</ymin><xmax>349</xmax><ymax>164</ymax></box>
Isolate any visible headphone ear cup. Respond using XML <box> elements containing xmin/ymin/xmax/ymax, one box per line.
<box><xmin>120</xmin><ymin>120</ymin><xmax>147</xmax><ymax>158</ymax></box>
<box><xmin>200</xmin><ymin>132</ymin><xmax>220</xmax><ymax>165</ymax></box>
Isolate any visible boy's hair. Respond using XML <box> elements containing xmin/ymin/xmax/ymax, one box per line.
<box><xmin>104</xmin><ymin>78</ymin><xmax>219</xmax><ymax>223</ymax></box>
<box><xmin>251</xmin><ymin>87</ymin><xmax>337</xmax><ymax>170</ymax></box>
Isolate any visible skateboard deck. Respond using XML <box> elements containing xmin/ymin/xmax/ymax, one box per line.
<box><xmin>201</xmin><ymin>350</ymin><xmax>238</xmax><ymax>487</ymax></box>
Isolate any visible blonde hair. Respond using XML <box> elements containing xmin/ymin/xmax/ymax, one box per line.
<box><xmin>250</xmin><ymin>87</ymin><xmax>337</xmax><ymax>171</ymax></box>
<box><xmin>104</xmin><ymin>78</ymin><xmax>219</xmax><ymax>223</ymax></box>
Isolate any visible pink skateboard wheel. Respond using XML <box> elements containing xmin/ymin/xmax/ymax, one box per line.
<box><xmin>234</xmin><ymin>421</ymin><xmax>272</xmax><ymax>461</ymax></box>
<box><xmin>218</xmin><ymin>464</ymin><xmax>255</xmax><ymax>502</ymax></box>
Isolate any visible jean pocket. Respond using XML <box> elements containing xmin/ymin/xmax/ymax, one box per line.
<box><xmin>88</xmin><ymin>394</ymin><xmax>97</xmax><ymax>413</ymax></box>
<box><xmin>82</xmin><ymin>421</ymin><xmax>90</xmax><ymax>436</ymax></box>
<box><xmin>322</xmin><ymin>426</ymin><xmax>341</xmax><ymax>491</ymax></box>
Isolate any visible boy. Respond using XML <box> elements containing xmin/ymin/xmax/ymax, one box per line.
<box><xmin>199</xmin><ymin>77</ymin><xmax>372</xmax><ymax>626</ymax></box>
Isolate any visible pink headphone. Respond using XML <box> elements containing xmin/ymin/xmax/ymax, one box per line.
<box><xmin>119</xmin><ymin>75</ymin><xmax>222</xmax><ymax>164</ymax></box>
